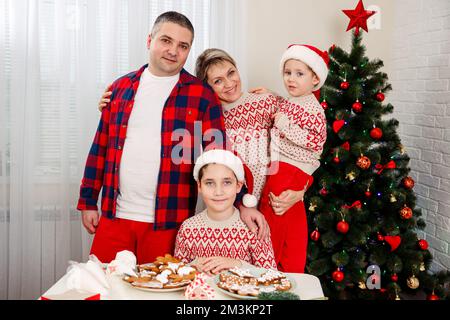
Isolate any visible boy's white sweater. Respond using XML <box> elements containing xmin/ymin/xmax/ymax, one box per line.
<box><xmin>270</xmin><ymin>94</ymin><xmax>327</xmax><ymax>175</ymax></box>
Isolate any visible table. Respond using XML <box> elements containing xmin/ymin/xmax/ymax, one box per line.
<box><xmin>42</xmin><ymin>272</ymin><xmax>325</xmax><ymax>300</ymax></box>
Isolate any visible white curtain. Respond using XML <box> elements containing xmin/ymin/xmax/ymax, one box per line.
<box><xmin>209</xmin><ymin>0</ymin><xmax>249</xmax><ymax>89</ymax></box>
<box><xmin>0</xmin><ymin>0</ymin><xmax>247</xmax><ymax>300</ymax></box>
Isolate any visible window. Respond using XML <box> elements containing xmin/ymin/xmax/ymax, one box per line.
<box><xmin>0</xmin><ymin>0</ymin><xmax>211</xmax><ymax>178</ymax></box>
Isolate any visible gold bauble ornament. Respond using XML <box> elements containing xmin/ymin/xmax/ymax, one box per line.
<box><xmin>390</xmin><ymin>194</ymin><xmax>397</xmax><ymax>203</ymax></box>
<box><xmin>400</xmin><ymin>206</ymin><xmax>413</xmax><ymax>220</ymax></box>
<box><xmin>407</xmin><ymin>275</ymin><xmax>420</xmax><ymax>289</ymax></box>
<box><xmin>420</xmin><ymin>262</ymin><xmax>426</xmax><ymax>272</ymax></box>
<box><xmin>356</xmin><ymin>155</ymin><xmax>371</xmax><ymax>170</ymax></box>
<box><xmin>309</xmin><ymin>203</ymin><xmax>317</xmax><ymax>212</ymax></box>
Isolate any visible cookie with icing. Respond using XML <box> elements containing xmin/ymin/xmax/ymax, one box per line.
<box><xmin>274</xmin><ymin>278</ymin><xmax>292</xmax><ymax>291</ymax></box>
<box><xmin>228</xmin><ymin>267</ymin><xmax>256</xmax><ymax>278</ymax></box>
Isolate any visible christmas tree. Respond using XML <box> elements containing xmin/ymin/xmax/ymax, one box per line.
<box><xmin>305</xmin><ymin>1</ymin><xmax>449</xmax><ymax>300</ymax></box>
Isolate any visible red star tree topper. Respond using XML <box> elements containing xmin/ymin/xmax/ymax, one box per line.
<box><xmin>343</xmin><ymin>0</ymin><xmax>377</xmax><ymax>35</ymax></box>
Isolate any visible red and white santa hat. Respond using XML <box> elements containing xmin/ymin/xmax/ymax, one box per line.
<box><xmin>280</xmin><ymin>44</ymin><xmax>330</xmax><ymax>90</ymax></box>
<box><xmin>193</xmin><ymin>149</ymin><xmax>258</xmax><ymax>208</ymax></box>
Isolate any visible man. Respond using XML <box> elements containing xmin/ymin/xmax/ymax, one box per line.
<box><xmin>78</xmin><ymin>11</ymin><xmax>268</xmax><ymax>264</ymax></box>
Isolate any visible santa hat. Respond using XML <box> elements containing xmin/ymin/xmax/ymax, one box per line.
<box><xmin>193</xmin><ymin>149</ymin><xmax>257</xmax><ymax>208</ymax></box>
<box><xmin>279</xmin><ymin>44</ymin><xmax>330</xmax><ymax>90</ymax></box>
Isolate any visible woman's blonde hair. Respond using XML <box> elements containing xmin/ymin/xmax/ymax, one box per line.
<box><xmin>195</xmin><ymin>48</ymin><xmax>237</xmax><ymax>83</ymax></box>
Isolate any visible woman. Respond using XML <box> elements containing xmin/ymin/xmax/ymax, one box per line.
<box><xmin>195</xmin><ymin>48</ymin><xmax>305</xmax><ymax>212</ymax></box>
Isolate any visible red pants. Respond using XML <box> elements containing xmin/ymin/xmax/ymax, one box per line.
<box><xmin>259</xmin><ymin>161</ymin><xmax>313</xmax><ymax>273</ymax></box>
<box><xmin>90</xmin><ymin>217</ymin><xmax>177</xmax><ymax>264</ymax></box>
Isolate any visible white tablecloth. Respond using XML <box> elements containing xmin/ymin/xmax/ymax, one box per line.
<box><xmin>42</xmin><ymin>272</ymin><xmax>325</xmax><ymax>300</ymax></box>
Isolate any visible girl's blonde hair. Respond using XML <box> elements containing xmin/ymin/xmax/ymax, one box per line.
<box><xmin>195</xmin><ymin>48</ymin><xmax>237</xmax><ymax>82</ymax></box>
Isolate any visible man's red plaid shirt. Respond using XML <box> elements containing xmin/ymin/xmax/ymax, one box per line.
<box><xmin>77</xmin><ymin>65</ymin><xmax>226</xmax><ymax>230</ymax></box>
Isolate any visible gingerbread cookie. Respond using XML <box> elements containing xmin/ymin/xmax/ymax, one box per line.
<box><xmin>125</xmin><ymin>253</ymin><xmax>198</xmax><ymax>290</ymax></box>
<box><xmin>228</xmin><ymin>267</ymin><xmax>256</xmax><ymax>278</ymax></box>
<box><xmin>274</xmin><ymin>278</ymin><xmax>292</xmax><ymax>291</ymax></box>
<box><xmin>217</xmin><ymin>268</ymin><xmax>293</xmax><ymax>297</ymax></box>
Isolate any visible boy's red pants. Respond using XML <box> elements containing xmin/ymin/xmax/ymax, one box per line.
<box><xmin>90</xmin><ymin>217</ymin><xmax>177</xmax><ymax>264</ymax></box>
<box><xmin>259</xmin><ymin>161</ymin><xmax>313</xmax><ymax>273</ymax></box>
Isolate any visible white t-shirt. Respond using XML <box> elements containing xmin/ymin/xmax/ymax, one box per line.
<box><xmin>115</xmin><ymin>68</ymin><xmax>180</xmax><ymax>223</ymax></box>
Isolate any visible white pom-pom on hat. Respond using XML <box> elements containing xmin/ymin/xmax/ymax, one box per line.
<box><xmin>242</xmin><ymin>194</ymin><xmax>258</xmax><ymax>208</ymax></box>
<box><xmin>242</xmin><ymin>164</ymin><xmax>257</xmax><ymax>208</ymax></box>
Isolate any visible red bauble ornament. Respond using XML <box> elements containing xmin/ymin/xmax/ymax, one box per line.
<box><xmin>332</xmin><ymin>270</ymin><xmax>345</xmax><ymax>282</ymax></box>
<box><xmin>400</xmin><ymin>206</ymin><xmax>413</xmax><ymax>220</ymax></box>
<box><xmin>321</xmin><ymin>101</ymin><xmax>329</xmax><ymax>110</ymax></box>
<box><xmin>342</xmin><ymin>0</ymin><xmax>377</xmax><ymax>36</ymax></box>
<box><xmin>365</xmin><ymin>190</ymin><xmax>372</xmax><ymax>198</ymax></box>
<box><xmin>352</xmin><ymin>101</ymin><xmax>363</xmax><ymax>113</ymax></box>
<box><xmin>340</xmin><ymin>81</ymin><xmax>350</xmax><ymax>90</ymax></box>
<box><xmin>319</xmin><ymin>188</ymin><xmax>328</xmax><ymax>196</ymax></box>
<box><xmin>370</xmin><ymin>127</ymin><xmax>383</xmax><ymax>140</ymax></box>
<box><xmin>311</xmin><ymin>229</ymin><xmax>321</xmax><ymax>242</ymax></box>
<box><xmin>418</xmin><ymin>239</ymin><xmax>429</xmax><ymax>250</ymax></box>
<box><xmin>337</xmin><ymin>220</ymin><xmax>349</xmax><ymax>234</ymax></box>
<box><xmin>427</xmin><ymin>293</ymin><xmax>440</xmax><ymax>300</ymax></box>
<box><xmin>356</xmin><ymin>155</ymin><xmax>371</xmax><ymax>170</ymax></box>
<box><xmin>333</xmin><ymin>156</ymin><xmax>340</xmax><ymax>164</ymax></box>
<box><xmin>391</xmin><ymin>274</ymin><xmax>398</xmax><ymax>282</ymax></box>
<box><xmin>341</xmin><ymin>142</ymin><xmax>350</xmax><ymax>151</ymax></box>
<box><xmin>376</xmin><ymin>92</ymin><xmax>385</xmax><ymax>102</ymax></box>
<box><xmin>377</xmin><ymin>233</ymin><xmax>384</xmax><ymax>241</ymax></box>
<box><xmin>402</xmin><ymin>176</ymin><xmax>415</xmax><ymax>190</ymax></box>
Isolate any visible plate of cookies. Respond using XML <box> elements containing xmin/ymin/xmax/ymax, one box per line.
<box><xmin>215</xmin><ymin>266</ymin><xmax>295</xmax><ymax>299</ymax></box>
<box><xmin>122</xmin><ymin>254</ymin><xmax>198</xmax><ymax>292</ymax></box>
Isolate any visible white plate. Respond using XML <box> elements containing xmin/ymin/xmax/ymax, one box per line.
<box><xmin>132</xmin><ymin>284</ymin><xmax>189</xmax><ymax>293</ymax></box>
<box><xmin>214</xmin><ymin>268</ymin><xmax>296</xmax><ymax>300</ymax></box>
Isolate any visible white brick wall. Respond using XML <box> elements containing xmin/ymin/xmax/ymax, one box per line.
<box><xmin>390</xmin><ymin>0</ymin><xmax>450</xmax><ymax>272</ymax></box>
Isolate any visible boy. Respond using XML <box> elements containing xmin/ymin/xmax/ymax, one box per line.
<box><xmin>257</xmin><ymin>44</ymin><xmax>329</xmax><ymax>273</ymax></box>
<box><xmin>174</xmin><ymin>149</ymin><xmax>277</xmax><ymax>274</ymax></box>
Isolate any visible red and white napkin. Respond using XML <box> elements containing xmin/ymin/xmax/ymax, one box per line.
<box><xmin>184</xmin><ymin>273</ymin><xmax>215</xmax><ymax>300</ymax></box>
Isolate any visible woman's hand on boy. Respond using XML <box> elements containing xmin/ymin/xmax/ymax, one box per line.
<box><xmin>239</xmin><ymin>206</ymin><xmax>270</xmax><ymax>240</ymax></box>
<box><xmin>98</xmin><ymin>85</ymin><xmax>112</xmax><ymax>111</ymax></box>
<box><xmin>195</xmin><ymin>257</ymin><xmax>241</xmax><ymax>275</ymax></box>
<box><xmin>270</xmin><ymin>189</ymin><xmax>305</xmax><ymax>216</ymax></box>
<box><xmin>248</xmin><ymin>87</ymin><xmax>269</xmax><ymax>94</ymax></box>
